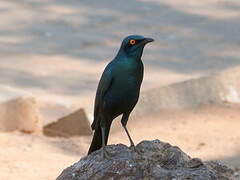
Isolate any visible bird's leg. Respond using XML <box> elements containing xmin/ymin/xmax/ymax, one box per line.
<box><xmin>122</xmin><ymin>125</ymin><xmax>135</xmax><ymax>147</ymax></box>
<box><xmin>100</xmin><ymin>125</ymin><xmax>111</xmax><ymax>159</ymax></box>
<box><xmin>121</xmin><ymin>113</ymin><xmax>137</xmax><ymax>150</ymax></box>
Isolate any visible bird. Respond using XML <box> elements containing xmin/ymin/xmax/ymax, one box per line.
<box><xmin>88</xmin><ymin>35</ymin><xmax>154</xmax><ymax>157</ymax></box>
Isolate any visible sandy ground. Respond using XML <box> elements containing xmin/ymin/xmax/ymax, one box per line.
<box><xmin>1</xmin><ymin>104</ymin><xmax>240</xmax><ymax>180</ymax></box>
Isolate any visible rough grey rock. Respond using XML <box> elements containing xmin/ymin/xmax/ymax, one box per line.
<box><xmin>56</xmin><ymin>140</ymin><xmax>237</xmax><ymax>180</ymax></box>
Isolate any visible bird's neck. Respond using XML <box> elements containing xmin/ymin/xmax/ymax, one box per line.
<box><xmin>115</xmin><ymin>49</ymin><xmax>143</xmax><ymax>62</ymax></box>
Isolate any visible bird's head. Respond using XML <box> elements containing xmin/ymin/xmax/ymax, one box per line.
<box><xmin>118</xmin><ymin>35</ymin><xmax>154</xmax><ymax>59</ymax></box>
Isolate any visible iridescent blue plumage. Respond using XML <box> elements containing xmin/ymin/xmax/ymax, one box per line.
<box><xmin>88</xmin><ymin>35</ymin><xmax>154</xmax><ymax>156</ymax></box>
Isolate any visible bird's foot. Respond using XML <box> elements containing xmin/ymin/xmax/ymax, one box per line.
<box><xmin>130</xmin><ymin>144</ymin><xmax>141</xmax><ymax>155</ymax></box>
<box><xmin>129</xmin><ymin>144</ymin><xmax>145</xmax><ymax>160</ymax></box>
<box><xmin>101</xmin><ymin>147</ymin><xmax>112</xmax><ymax>159</ymax></box>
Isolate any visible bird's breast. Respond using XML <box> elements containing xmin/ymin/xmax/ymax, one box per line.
<box><xmin>102</xmin><ymin>60</ymin><xmax>143</xmax><ymax>115</ymax></box>
<box><xmin>103</xmin><ymin>74</ymin><xmax>142</xmax><ymax>115</ymax></box>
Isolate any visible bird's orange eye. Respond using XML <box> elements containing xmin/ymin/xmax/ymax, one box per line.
<box><xmin>129</xmin><ymin>39</ymin><xmax>136</xmax><ymax>45</ymax></box>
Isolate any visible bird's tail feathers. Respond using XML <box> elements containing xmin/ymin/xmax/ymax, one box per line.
<box><xmin>87</xmin><ymin>122</ymin><xmax>111</xmax><ymax>155</ymax></box>
<box><xmin>91</xmin><ymin>119</ymin><xmax>97</xmax><ymax>130</ymax></box>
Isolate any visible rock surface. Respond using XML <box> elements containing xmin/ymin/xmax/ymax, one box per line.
<box><xmin>56</xmin><ymin>140</ymin><xmax>237</xmax><ymax>180</ymax></box>
<box><xmin>133</xmin><ymin>68</ymin><xmax>240</xmax><ymax>118</ymax></box>
<box><xmin>43</xmin><ymin>109</ymin><xmax>91</xmax><ymax>137</ymax></box>
<box><xmin>38</xmin><ymin>101</ymin><xmax>76</xmax><ymax>126</ymax></box>
<box><xmin>0</xmin><ymin>97</ymin><xmax>42</xmax><ymax>133</ymax></box>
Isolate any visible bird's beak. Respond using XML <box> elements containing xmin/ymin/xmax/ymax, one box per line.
<box><xmin>138</xmin><ymin>37</ymin><xmax>154</xmax><ymax>47</ymax></box>
<box><xmin>143</xmin><ymin>37</ymin><xmax>154</xmax><ymax>44</ymax></box>
<box><xmin>132</xmin><ymin>37</ymin><xmax>154</xmax><ymax>51</ymax></box>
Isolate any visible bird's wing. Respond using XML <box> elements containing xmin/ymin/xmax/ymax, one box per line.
<box><xmin>91</xmin><ymin>64</ymin><xmax>114</xmax><ymax>130</ymax></box>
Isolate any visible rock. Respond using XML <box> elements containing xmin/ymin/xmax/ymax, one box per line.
<box><xmin>56</xmin><ymin>140</ymin><xmax>237</xmax><ymax>180</ymax></box>
<box><xmin>133</xmin><ymin>68</ymin><xmax>240</xmax><ymax>118</ymax></box>
<box><xmin>0</xmin><ymin>97</ymin><xmax>42</xmax><ymax>133</ymax></box>
<box><xmin>43</xmin><ymin>108</ymin><xmax>91</xmax><ymax>137</ymax></box>
<box><xmin>38</xmin><ymin>101</ymin><xmax>76</xmax><ymax>126</ymax></box>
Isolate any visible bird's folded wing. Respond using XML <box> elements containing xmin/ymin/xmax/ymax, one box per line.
<box><xmin>92</xmin><ymin>65</ymin><xmax>114</xmax><ymax>130</ymax></box>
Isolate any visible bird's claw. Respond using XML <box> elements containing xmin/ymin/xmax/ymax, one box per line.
<box><xmin>130</xmin><ymin>144</ymin><xmax>141</xmax><ymax>155</ymax></box>
<box><xmin>101</xmin><ymin>147</ymin><xmax>112</xmax><ymax>159</ymax></box>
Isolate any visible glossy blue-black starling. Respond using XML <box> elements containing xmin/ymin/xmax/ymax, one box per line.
<box><xmin>88</xmin><ymin>35</ymin><xmax>154</xmax><ymax>156</ymax></box>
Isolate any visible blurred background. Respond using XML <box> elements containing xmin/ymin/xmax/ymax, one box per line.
<box><xmin>0</xmin><ymin>0</ymin><xmax>240</xmax><ymax>179</ymax></box>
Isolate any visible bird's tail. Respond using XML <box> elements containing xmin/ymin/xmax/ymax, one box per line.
<box><xmin>87</xmin><ymin>122</ymin><xmax>111</xmax><ymax>155</ymax></box>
